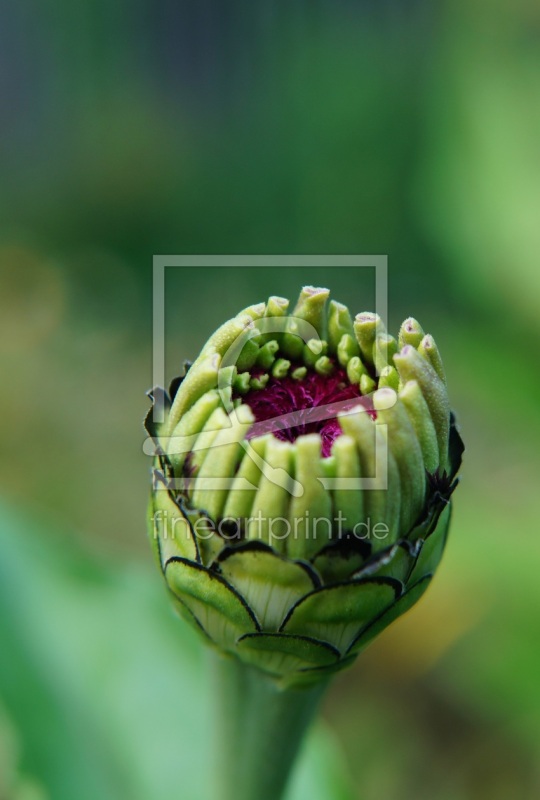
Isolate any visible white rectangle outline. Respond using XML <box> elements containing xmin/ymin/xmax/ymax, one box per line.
<box><xmin>152</xmin><ymin>254</ymin><xmax>387</xmax><ymax>423</ymax></box>
<box><xmin>151</xmin><ymin>255</ymin><xmax>388</xmax><ymax>490</ymax></box>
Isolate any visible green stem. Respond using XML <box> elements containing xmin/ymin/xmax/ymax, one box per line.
<box><xmin>211</xmin><ymin>652</ymin><xmax>328</xmax><ymax>800</ymax></box>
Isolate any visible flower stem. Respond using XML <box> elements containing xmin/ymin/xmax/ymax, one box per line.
<box><xmin>211</xmin><ymin>652</ymin><xmax>328</xmax><ymax>800</ymax></box>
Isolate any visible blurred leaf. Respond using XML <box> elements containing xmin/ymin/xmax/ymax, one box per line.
<box><xmin>0</xmin><ymin>498</ymin><xmax>353</xmax><ymax>800</ymax></box>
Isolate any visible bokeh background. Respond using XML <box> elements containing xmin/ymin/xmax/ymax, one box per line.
<box><xmin>1</xmin><ymin>1</ymin><xmax>540</xmax><ymax>798</ymax></box>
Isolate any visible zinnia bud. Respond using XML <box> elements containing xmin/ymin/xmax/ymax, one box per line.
<box><xmin>145</xmin><ymin>288</ymin><xmax>463</xmax><ymax>688</ymax></box>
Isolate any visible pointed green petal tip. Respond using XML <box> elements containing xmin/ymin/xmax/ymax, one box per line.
<box><xmin>398</xmin><ymin>317</ymin><xmax>424</xmax><ymax>349</ymax></box>
<box><xmin>292</xmin><ymin>286</ymin><xmax>330</xmax><ymax>337</ymax></box>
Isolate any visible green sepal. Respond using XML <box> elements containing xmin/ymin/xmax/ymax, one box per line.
<box><xmin>408</xmin><ymin>502</ymin><xmax>451</xmax><ymax>584</ymax></box>
<box><xmin>347</xmin><ymin>575</ymin><xmax>431</xmax><ymax>655</ymax></box>
<box><xmin>177</xmin><ymin>500</ymin><xmax>224</xmax><ymax>567</ymax></box>
<box><xmin>311</xmin><ymin>539</ymin><xmax>369</xmax><ymax>585</ymax></box>
<box><xmin>167</xmin><ymin>588</ymin><xmax>216</xmax><ymax>644</ymax></box>
<box><xmin>149</xmin><ymin>476</ymin><xmax>200</xmax><ymax>566</ymax></box>
<box><xmin>353</xmin><ymin>540</ymin><xmax>417</xmax><ymax>584</ymax></box>
<box><xmin>448</xmin><ymin>413</ymin><xmax>465</xmax><ymax>479</ymax></box>
<box><xmin>217</xmin><ymin>543</ymin><xmax>320</xmax><ymax>631</ymax></box>
<box><xmin>147</xmin><ymin>497</ymin><xmax>163</xmax><ymax>571</ymax></box>
<box><xmin>281</xmin><ymin>578</ymin><xmax>400</xmax><ymax>653</ymax></box>
<box><xmin>165</xmin><ymin>557</ymin><xmax>259</xmax><ymax>650</ymax></box>
<box><xmin>296</xmin><ymin>653</ymin><xmax>358</xmax><ymax>686</ymax></box>
<box><xmin>236</xmin><ymin>633</ymin><xmax>340</xmax><ymax>679</ymax></box>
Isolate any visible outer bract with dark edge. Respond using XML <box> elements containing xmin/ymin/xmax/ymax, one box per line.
<box><xmin>145</xmin><ymin>288</ymin><xmax>464</xmax><ymax>688</ymax></box>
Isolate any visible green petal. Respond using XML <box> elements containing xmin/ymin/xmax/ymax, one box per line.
<box><xmin>398</xmin><ymin>317</ymin><xmax>424</xmax><ymax>349</ymax></box>
<box><xmin>346</xmin><ymin>356</ymin><xmax>366</xmax><ymax>385</ymax></box>
<box><xmin>353</xmin><ymin>312</ymin><xmax>383</xmax><ymax>367</ymax></box>
<box><xmin>256</xmin><ymin>339</ymin><xmax>279</xmax><ymax>369</ymax></box>
<box><xmin>418</xmin><ymin>334</ymin><xmax>446</xmax><ymax>383</ymax></box>
<box><xmin>331</xmin><ymin>434</ymin><xmax>364</xmax><ymax>533</ymax></box>
<box><xmin>339</xmin><ymin>410</ymin><xmax>401</xmax><ymax>547</ymax></box>
<box><xmin>169</xmin><ymin>389</ymin><xmax>222</xmax><ymax>472</ymax></box>
<box><xmin>337</xmin><ymin>334</ymin><xmax>360</xmax><ymax>368</ymax></box>
<box><xmin>165</xmin><ymin>558</ymin><xmax>259</xmax><ymax>650</ymax></box>
<box><xmin>288</xmin><ymin>435</ymin><xmax>333</xmax><ymax>560</ymax></box>
<box><xmin>281</xmin><ymin>579</ymin><xmax>399</xmax><ymax>653</ymax></box>
<box><xmin>373</xmin><ymin>333</ymin><xmax>398</xmax><ymax>374</ymax></box>
<box><xmin>398</xmin><ymin>380</ymin><xmax>439</xmax><ymax>473</ymax></box>
<box><xmin>302</xmin><ymin>339</ymin><xmax>327</xmax><ymax>369</ymax></box>
<box><xmin>291</xmin><ymin>286</ymin><xmax>330</xmax><ymax>339</ymax></box>
<box><xmin>374</xmin><ymin>390</ymin><xmax>426</xmax><ymax>533</ymax></box>
<box><xmin>347</xmin><ymin>575</ymin><xmax>431</xmax><ymax>654</ymax></box>
<box><xmin>327</xmin><ymin>300</ymin><xmax>358</xmax><ymax>354</ymax></box>
<box><xmin>246</xmin><ymin>438</ymin><xmax>295</xmax><ymax>552</ymax></box>
<box><xmin>236</xmin><ymin>632</ymin><xmax>339</xmax><ymax>677</ymax></box>
<box><xmin>218</xmin><ymin>543</ymin><xmax>319</xmax><ymax>631</ymax></box>
<box><xmin>378</xmin><ymin>365</ymin><xmax>399</xmax><ymax>391</ymax></box>
<box><xmin>394</xmin><ymin>346</ymin><xmax>450</xmax><ymax>470</ymax></box>
<box><xmin>236</xmin><ymin>339</ymin><xmax>260</xmax><ymax>371</ymax></box>
<box><xmin>167</xmin><ymin>353</ymin><xmax>221</xmax><ymax>433</ymax></box>
<box><xmin>221</xmin><ymin>436</ymin><xmax>268</xmax><ymax>522</ymax></box>
<box><xmin>191</xmin><ymin>405</ymin><xmax>254</xmax><ymax>521</ymax></box>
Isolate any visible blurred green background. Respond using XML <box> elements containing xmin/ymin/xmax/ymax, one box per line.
<box><xmin>1</xmin><ymin>1</ymin><xmax>540</xmax><ymax>798</ymax></box>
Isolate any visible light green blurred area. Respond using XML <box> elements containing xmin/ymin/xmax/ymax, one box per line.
<box><xmin>1</xmin><ymin>1</ymin><xmax>540</xmax><ymax>798</ymax></box>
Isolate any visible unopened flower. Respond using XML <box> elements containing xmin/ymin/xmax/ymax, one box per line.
<box><xmin>145</xmin><ymin>287</ymin><xmax>463</xmax><ymax>688</ymax></box>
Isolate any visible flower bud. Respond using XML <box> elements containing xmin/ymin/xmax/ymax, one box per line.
<box><xmin>146</xmin><ymin>288</ymin><xmax>463</xmax><ymax>687</ymax></box>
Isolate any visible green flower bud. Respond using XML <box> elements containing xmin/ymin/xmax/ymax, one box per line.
<box><xmin>146</xmin><ymin>288</ymin><xmax>463</xmax><ymax>688</ymax></box>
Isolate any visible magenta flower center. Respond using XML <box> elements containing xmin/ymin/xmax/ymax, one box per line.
<box><xmin>243</xmin><ymin>367</ymin><xmax>371</xmax><ymax>457</ymax></box>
